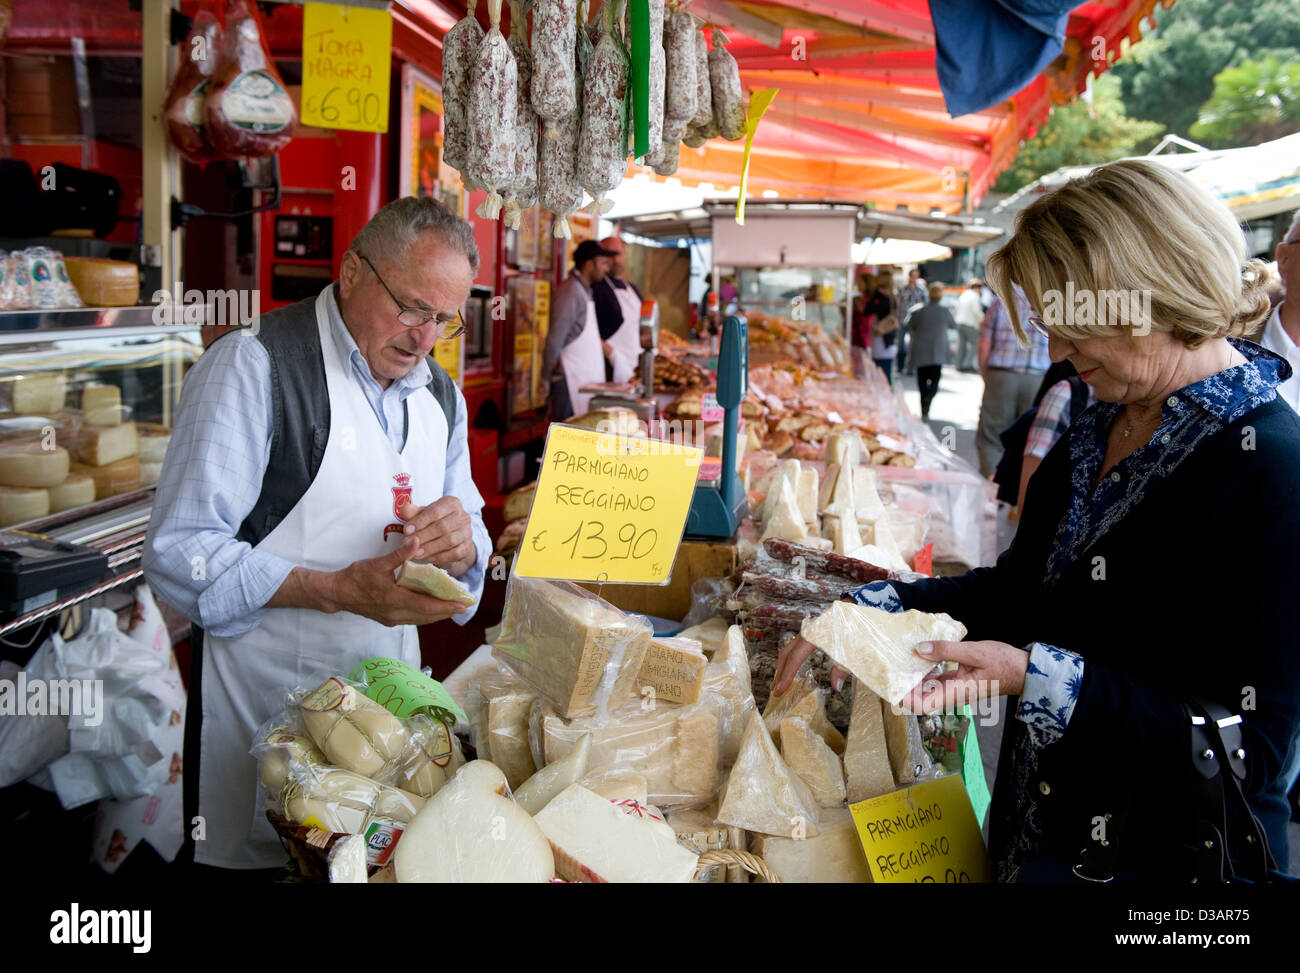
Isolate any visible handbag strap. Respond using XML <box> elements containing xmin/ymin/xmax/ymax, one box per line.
<box><xmin>1184</xmin><ymin>698</ymin><xmax>1277</xmax><ymax>883</ymax></box>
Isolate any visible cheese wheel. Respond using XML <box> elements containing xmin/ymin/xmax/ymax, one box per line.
<box><xmin>0</xmin><ymin>441</ymin><xmax>70</xmax><ymax>488</ymax></box>
<box><xmin>0</xmin><ymin>485</ymin><xmax>49</xmax><ymax>526</ymax></box>
<box><xmin>0</xmin><ymin>373</ymin><xmax>67</xmax><ymax>414</ymax></box>
<box><xmin>47</xmin><ymin>472</ymin><xmax>96</xmax><ymax>513</ymax></box>
<box><xmin>78</xmin><ymin>422</ymin><xmax>137</xmax><ymax>466</ymax></box>
<box><xmin>70</xmin><ymin>456</ymin><xmax>142</xmax><ymax>499</ymax></box>
<box><xmin>136</xmin><ymin>422</ymin><xmax>172</xmax><ymax>464</ymax></box>
<box><xmin>63</xmin><ymin>257</ymin><xmax>140</xmax><ymax>307</ymax></box>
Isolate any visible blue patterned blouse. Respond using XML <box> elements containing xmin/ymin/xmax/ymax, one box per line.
<box><xmin>849</xmin><ymin>338</ymin><xmax>1287</xmax><ymax>879</ymax></box>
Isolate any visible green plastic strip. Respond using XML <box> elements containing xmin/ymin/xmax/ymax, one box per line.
<box><xmin>959</xmin><ymin>704</ymin><xmax>992</xmax><ymax>829</ymax></box>
<box><xmin>630</xmin><ymin>0</ymin><xmax>649</xmax><ymax>158</ymax></box>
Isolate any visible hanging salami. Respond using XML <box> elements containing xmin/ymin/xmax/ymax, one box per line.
<box><xmin>440</xmin><ymin>0</ymin><xmax>486</xmax><ymax>185</ymax></box>
<box><xmin>690</xmin><ymin>20</ymin><xmax>713</xmax><ymax>133</ymax></box>
<box><xmin>203</xmin><ymin>0</ymin><xmax>297</xmax><ymax>158</ymax></box>
<box><xmin>162</xmin><ymin>8</ymin><xmax>224</xmax><ymax>164</ymax></box>
<box><xmin>503</xmin><ymin>0</ymin><xmax>539</xmax><ymax>230</ymax></box>
<box><xmin>708</xmin><ymin>28</ymin><xmax>747</xmax><ymax>141</ymax></box>
<box><xmin>662</xmin><ymin>7</ymin><xmax>697</xmax><ymax>142</ymax></box>
<box><xmin>637</xmin><ymin>0</ymin><xmax>667</xmax><ymax>163</ymax></box>
<box><xmin>652</xmin><ymin>135</ymin><xmax>679</xmax><ymax>176</ymax></box>
<box><xmin>467</xmin><ymin>0</ymin><xmax>520</xmax><ymax>221</ymax></box>
<box><xmin>576</xmin><ymin>0</ymin><xmax>630</xmax><ymax>215</ymax></box>
<box><xmin>532</xmin><ymin>0</ymin><xmax>578</xmax><ymax>140</ymax></box>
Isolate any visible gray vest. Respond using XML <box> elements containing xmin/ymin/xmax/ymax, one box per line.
<box><xmin>214</xmin><ymin>290</ymin><xmax>460</xmax><ymax>549</ymax></box>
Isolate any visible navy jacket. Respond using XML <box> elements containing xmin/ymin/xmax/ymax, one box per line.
<box><xmin>894</xmin><ymin>395</ymin><xmax>1300</xmax><ymax>876</ymax></box>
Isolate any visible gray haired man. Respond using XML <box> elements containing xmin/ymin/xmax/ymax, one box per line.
<box><xmin>143</xmin><ymin>196</ymin><xmax>491</xmax><ymax>872</ymax></box>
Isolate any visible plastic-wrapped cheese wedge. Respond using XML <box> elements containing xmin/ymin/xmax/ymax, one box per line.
<box><xmin>779</xmin><ymin>716</ymin><xmax>846</xmax><ymax>807</ymax></box>
<box><xmin>636</xmin><ymin>636</ymin><xmax>708</xmax><ymax>704</ymax></box>
<box><xmin>492</xmin><ymin>576</ymin><xmax>653</xmax><ymax>718</ymax></box>
<box><xmin>800</xmin><ymin>601</ymin><xmax>966</xmax><ymax>706</ymax></box>
<box><xmin>760</xmin><ymin>476</ymin><xmax>807</xmax><ymax>542</ymax></box>
<box><xmin>533</xmin><ymin>783</ymin><xmax>700</xmax><ymax>883</ymax></box>
<box><xmin>716</xmin><ymin>715</ymin><xmax>821</xmax><ymax>837</ymax></box>
<box><xmin>514</xmin><ymin>733</ymin><xmax>592</xmax><ymax>815</ymax></box>
<box><xmin>762</xmin><ymin>679</ymin><xmax>845</xmax><ymax>754</ymax></box>
<box><xmin>751</xmin><ymin>807</ymin><xmax>871</xmax><ymax>882</ymax></box>
<box><xmin>394</xmin><ymin>761</ymin><xmax>554</xmax><ymax>883</ymax></box>
<box><xmin>395</xmin><ymin>560</ymin><xmax>476</xmax><ymax>607</ymax></box>
<box><xmin>280</xmin><ymin>764</ymin><xmax>426</xmax><ymax>833</ymax></box>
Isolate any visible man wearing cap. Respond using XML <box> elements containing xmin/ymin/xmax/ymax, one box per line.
<box><xmin>954</xmin><ymin>277</ymin><xmax>985</xmax><ymax>372</ymax></box>
<box><xmin>591</xmin><ymin>236</ymin><xmax>644</xmax><ymax>383</ymax></box>
<box><xmin>544</xmin><ymin>239</ymin><xmax>614</xmax><ymax>418</ymax></box>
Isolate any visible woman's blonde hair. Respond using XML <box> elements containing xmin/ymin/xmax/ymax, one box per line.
<box><xmin>985</xmin><ymin>159</ymin><xmax>1272</xmax><ymax>347</ymax></box>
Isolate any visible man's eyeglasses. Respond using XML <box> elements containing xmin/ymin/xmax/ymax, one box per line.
<box><xmin>359</xmin><ymin>254</ymin><xmax>466</xmax><ymax>339</ymax></box>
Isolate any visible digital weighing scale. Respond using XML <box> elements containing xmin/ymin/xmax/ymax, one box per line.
<box><xmin>685</xmin><ymin>313</ymin><xmax>749</xmax><ymax>537</ymax></box>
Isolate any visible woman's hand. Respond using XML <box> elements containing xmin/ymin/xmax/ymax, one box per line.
<box><xmin>772</xmin><ymin>636</ymin><xmax>850</xmax><ymax>697</ymax></box>
<box><xmin>901</xmin><ymin>640</ymin><xmax>1029</xmax><ymax>714</ymax></box>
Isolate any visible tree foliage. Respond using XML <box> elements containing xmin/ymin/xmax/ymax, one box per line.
<box><xmin>1190</xmin><ymin>56</ymin><xmax>1300</xmax><ymax>146</ymax></box>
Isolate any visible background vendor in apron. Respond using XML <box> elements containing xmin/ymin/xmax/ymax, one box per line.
<box><xmin>591</xmin><ymin>236</ymin><xmax>644</xmax><ymax>384</ymax></box>
<box><xmin>543</xmin><ymin>239</ymin><xmax>616</xmax><ymax>419</ymax></box>
<box><xmin>142</xmin><ymin>197</ymin><xmax>492</xmax><ymax>872</ymax></box>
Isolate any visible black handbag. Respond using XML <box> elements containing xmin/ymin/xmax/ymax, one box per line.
<box><xmin>1065</xmin><ymin>698</ymin><xmax>1293</xmax><ymax>884</ymax></box>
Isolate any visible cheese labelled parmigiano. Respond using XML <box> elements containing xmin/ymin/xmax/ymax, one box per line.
<box><xmin>636</xmin><ymin>636</ymin><xmax>708</xmax><ymax>704</ymax></box>
<box><xmin>779</xmin><ymin>716</ymin><xmax>846</xmax><ymax>807</ymax></box>
<box><xmin>800</xmin><ymin>600</ymin><xmax>966</xmax><ymax>705</ymax></box>
<box><xmin>716</xmin><ymin>715</ymin><xmax>821</xmax><ymax>837</ymax></box>
<box><xmin>0</xmin><ymin>441</ymin><xmax>69</xmax><ymax>488</ymax></box>
<box><xmin>751</xmin><ymin>807</ymin><xmax>871</xmax><ymax>883</ymax></box>
<box><xmin>533</xmin><ymin>784</ymin><xmax>699</xmax><ymax>883</ymax></box>
<box><xmin>47</xmin><ymin>471</ymin><xmax>96</xmax><ymax>512</ymax></box>
<box><xmin>0</xmin><ymin>485</ymin><xmax>49</xmax><ymax>526</ymax></box>
<box><xmin>843</xmin><ymin>682</ymin><xmax>895</xmax><ymax>803</ymax></box>
<box><xmin>394</xmin><ymin>761</ymin><xmax>554</xmax><ymax>883</ymax></box>
<box><xmin>70</xmin><ymin>456</ymin><xmax>141</xmax><ymax>499</ymax></box>
<box><xmin>492</xmin><ymin>577</ymin><xmax>653</xmax><ymax>717</ymax></box>
<box><xmin>395</xmin><ymin>560</ymin><xmax>477</xmax><ymax>607</ymax></box>
<box><xmin>78</xmin><ymin>421</ymin><xmax>137</xmax><ymax>467</ymax></box>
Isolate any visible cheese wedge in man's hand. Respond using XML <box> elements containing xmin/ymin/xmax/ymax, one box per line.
<box><xmin>799</xmin><ymin>601</ymin><xmax>967</xmax><ymax>706</ymax></box>
<box><xmin>395</xmin><ymin>561</ymin><xmax>477</xmax><ymax>607</ymax></box>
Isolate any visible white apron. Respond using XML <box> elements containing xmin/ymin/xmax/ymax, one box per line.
<box><xmin>607</xmin><ymin>281</ymin><xmax>644</xmax><ymax>384</ymax></box>
<box><xmin>195</xmin><ymin>287</ymin><xmax>448</xmax><ymax>868</ymax></box>
<box><xmin>560</xmin><ymin>292</ymin><xmax>604</xmax><ymax>417</ymax></box>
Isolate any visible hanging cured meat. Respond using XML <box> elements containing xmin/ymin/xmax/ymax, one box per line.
<box><xmin>502</xmin><ymin>0</ymin><xmax>539</xmax><ymax>230</ymax></box>
<box><xmin>162</xmin><ymin>7</ymin><xmax>224</xmax><ymax>164</ymax></box>
<box><xmin>532</xmin><ymin>0</ymin><xmax>578</xmax><ymax>140</ymax></box>
<box><xmin>467</xmin><ymin>0</ymin><xmax>520</xmax><ymax>220</ymax></box>
<box><xmin>441</xmin><ymin>0</ymin><xmax>486</xmax><ymax>186</ymax></box>
<box><xmin>576</xmin><ymin>0</ymin><xmax>630</xmax><ymax>214</ymax></box>
<box><xmin>203</xmin><ymin>0</ymin><xmax>297</xmax><ymax>158</ymax></box>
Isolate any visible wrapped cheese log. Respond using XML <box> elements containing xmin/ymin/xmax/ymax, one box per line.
<box><xmin>161</xmin><ymin>9</ymin><xmax>223</xmax><ymax>164</ymax></box>
<box><xmin>441</xmin><ymin>0</ymin><xmax>486</xmax><ymax>185</ymax></box>
<box><xmin>502</xmin><ymin>0</ymin><xmax>539</xmax><ymax>230</ymax></box>
<box><xmin>531</xmin><ymin>0</ymin><xmax>578</xmax><ymax>139</ymax></box>
<box><xmin>708</xmin><ymin>28</ymin><xmax>746</xmax><ymax>140</ymax></box>
<box><xmin>576</xmin><ymin>0</ymin><xmax>630</xmax><ymax>215</ymax></box>
<box><xmin>662</xmin><ymin>8</ymin><xmax>698</xmax><ymax>141</ymax></box>
<box><xmin>468</xmin><ymin>0</ymin><xmax>520</xmax><ymax>221</ymax></box>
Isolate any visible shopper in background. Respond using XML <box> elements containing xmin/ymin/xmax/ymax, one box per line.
<box><xmin>591</xmin><ymin>236</ymin><xmax>643</xmax><ymax>383</ymax></box>
<box><xmin>953</xmin><ymin>277</ymin><xmax>984</xmax><ymax>372</ymax></box>
<box><xmin>975</xmin><ymin>284</ymin><xmax>1049</xmax><ymax>476</ymax></box>
<box><xmin>1258</xmin><ymin>210</ymin><xmax>1300</xmax><ymax>411</ymax></box>
<box><xmin>867</xmin><ymin>271</ymin><xmax>901</xmax><ymax>384</ymax></box>
<box><xmin>543</xmin><ymin>239</ymin><xmax>615</xmax><ymax>419</ymax></box>
<box><xmin>898</xmin><ymin>268</ymin><xmax>927</xmax><ymax>375</ymax></box>
<box><xmin>1015</xmin><ymin>369</ymin><xmax>1095</xmax><ymax>513</ymax></box>
<box><xmin>906</xmin><ymin>281</ymin><xmax>954</xmax><ymax>420</ymax></box>
<box><xmin>850</xmin><ymin>271</ymin><xmax>877</xmax><ymax>379</ymax></box>
<box><xmin>776</xmin><ymin>159</ymin><xmax>1300</xmax><ymax>882</ymax></box>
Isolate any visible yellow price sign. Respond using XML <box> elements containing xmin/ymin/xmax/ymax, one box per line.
<box><xmin>301</xmin><ymin>3</ymin><xmax>392</xmax><ymax>133</ymax></box>
<box><xmin>514</xmin><ymin>425</ymin><xmax>703</xmax><ymax>584</ymax></box>
<box><xmin>849</xmin><ymin>774</ymin><xmax>993</xmax><ymax>883</ymax></box>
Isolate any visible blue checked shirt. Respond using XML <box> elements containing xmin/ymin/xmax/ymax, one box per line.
<box><xmin>982</xmin><ymin>290</ymin><xmax>1050</xmax><ymax>373</ymax></box>
<box><xmin>142</xmin><ymin>286</ymin><xmax>490</xmax><ymax>639</ymax></box>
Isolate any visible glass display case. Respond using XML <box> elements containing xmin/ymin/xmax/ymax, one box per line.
<box><xmin>723</xmin><ymin>265</ymin><xmax>852</xmax><ymax>334</ymax></box>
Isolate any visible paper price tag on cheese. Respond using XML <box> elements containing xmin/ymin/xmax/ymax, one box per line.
<box><xmin>850</xmin><ymin>774</ymin><xmax>992</xmax><ymax>883</ymax></box>
<box><xmin>301</xmin><ymin>2</ymin><xmax>392</xmax><ymax>133</ymax></box>
<box><xmin>514</xmin><ymin>424</ymin><xmax>703</xmax><ymax>584</ymax></box>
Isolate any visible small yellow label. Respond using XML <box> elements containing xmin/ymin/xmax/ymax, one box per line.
<box><xmin>299</xmin><ymin>677</ymin><xmax>347</xmax><ymax>713</ymax></box>
<box><xmin>850</xmin><ymin>774</ymin><xmax>993</xmax><ymax>883</ymax></box>
<box><xmin>300</xmin><ymin>3</ymin><xmax>392</xmax><ymax>133</ymax></box>
<box><xmin>514</xmin><ymin>425</ymin><xmax>703</xmax><ymax>584</ymax></box>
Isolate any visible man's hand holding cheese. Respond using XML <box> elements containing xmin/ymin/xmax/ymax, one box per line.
<box><xmin>143</xmin><ymin>198</ymin><xmax>491</xmax><ymax>870</ymax></box>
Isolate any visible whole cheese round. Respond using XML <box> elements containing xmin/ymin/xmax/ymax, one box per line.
<box><xmin>47</xmin><ymin>471</ymin><xmax>96</xmax><ymax>513</ymax></box>
<box><xmin>0</xmin><ymin>485</ymin><xmax>49</xmax><ymax>527</ymax></box>
<box><xmin>0</xmin><ymin>441</ymin><xmax>70</xmax><ymax>488</ymax></box>
<box><xmin>70</xmin><ymin>455</ymin><xmax>141</xmax><ymax>499</ymax></box>
<box><xmin>63</xmin><ymin>257</ymin><xmax>140</xmax><ymax>307</ymax></box>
